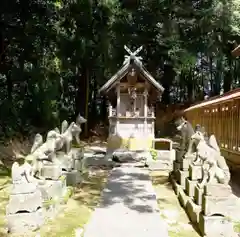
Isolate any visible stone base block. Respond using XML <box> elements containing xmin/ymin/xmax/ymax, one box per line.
<box><xmin>170</xmin><ymin>176</ymin><xmax>181</xmax><ymax>196</ymax></box>
<box><xmin>173</xmin><ymin>161</ymin><xmax>181</xmax><ymax>173</ymax></box>
<box><xmin>38</xmin><ymin>179</ymin><xmax>64</xmax><ymax>201</ymax></box>
<box><xmin>178</xmin><ymin>188</ymin><xmax>190</xmax><ymax>208</ymax></box>
<box><xmin>199</xmin><ymin>214</ymin><xmax>235</xmax><ymax>237</ymax></box>
<box><xmin>63</xmin><ymin>170</ymin><xmax>82</xmax><ymax>186</ymax></box>
<box><xmin>203</xmin><ymin>195</ymin><xmax>237</xmax><ymax>217</ymax></box>
<box><xmin>189</xmin><ymin>164</ymin><xmax>202</xmax><ymax>181</ymax></box>
<box><xmin>147</xmin><ymin>160</ymin><xmax>173</xmax><ymax>171</ymax></box>
<box><xmin>56</xmin><ymin>151</ymin><xmax>74</xmax><ymax>171</ymax></box>
<box><xmin>41</xmin><ymin>164</ymin><xmax>62</xmax><ymax>180</ymax></box>
<box><xmin>7</xmin><ymin>208</ymin><xmax>44</xmax><ymax>233</ymax></box>
<box><xmin>7</xmin><ymin>189</ymin><xmax>42</xmax><ymax>214</ymax></box>
<box><xmin>180</xmin><ymin>158</ymin><xmax>191</xmax><ymax>171</ymax></box>
<box><xmin>74</xmin><ymin>159</ymin><xmax>83</xmax><ymax>171</ymax></box>
<box><xmin>70</xmin><ymin>147</ymin><xmax>84</xmax><ymax>160</ymax></box>
<box><xmin>176</xmin><ymin>170</ymin><xmax>189</xmax><ymax>189</ymax></box>
<box><xmin>186</xmin><ymin>199</ymin><xmax>201</xmax><ymax>224</ymax></box>
<box><xmin>186</xmin><ymin>178</ymin><xmax>197</xmax><ymax>198</ymax></box>
<box><xmin>204</xmin><ymin>183</ymin><xmax>232</xmax><ymax>197</ymax></box>
<box><xmin>194</xmin><ymin>185</ymin><xmax>203</xmax><ymax>206</ymax></box>
<box><xmin>11</xmin><ymin>183</ymin><xmax>37</xmax><ymax>195</ymax></box>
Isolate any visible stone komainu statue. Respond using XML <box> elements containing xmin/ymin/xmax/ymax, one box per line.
<box><xmin>174</xmin><ymin>116</ymin><xmax>194</xmax><ymax>161</ymax></box>
<box><xmin>190</xmin><ymin>130</ymin><xmax>230</xmax><ymax>188</ymax></box>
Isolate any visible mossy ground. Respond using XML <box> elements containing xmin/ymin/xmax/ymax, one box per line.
<box><xmin>150</xmin><ymin>171</ymin><xmax>200</xmax><ymax>237</ymax></box>
<box><xmin>0</xmin><ymin>166</ymin><xmax>109</xmax><ymax>237</ymax></box>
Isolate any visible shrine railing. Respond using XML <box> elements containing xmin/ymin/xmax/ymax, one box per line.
<box><xmin>184</xmin><ymin>88</ymin><xmax>240</xmax><ymax>169</ymax></box>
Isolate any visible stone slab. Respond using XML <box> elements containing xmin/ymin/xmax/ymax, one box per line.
<box><xmin>204</xmin><ymin>183</ymin><xmax>232</xmax><ymax>197</ymax></box>
<box><xmin>7</xmin><ymin>190</ymin><xmax>42</xmax><ymax>214</ymax></box>
<box><xmin>84</xmin><ymin>167</ymin><xmax>169</xmax><ymax>237</ymax></box>
<box><xmin>176</xmin><ymin>169</ymin><xmax>189</xmax><ymax>189</ymax></box>
<box><xmin>199</xmin><ymin>213</ymin><xmax>236</xmax><ymax>237</ymax></box>
<box><xmin>185</xmin><ymin>178</ymin><xmax>197</xmax><ymax>198</ymax></box>
<box><xmin>194</xmin><ymin>185</ymin><xmax>203</xmax><ymax>206</ymax></box>
<box><xmin>7</xmin><ymin>208</ymin><xmax>44</xmax><ymax>233</ymax></box>
<box><xmin>178</xmin><ymin>187</ymin><xmax>190</xmax><ymax>208</ymax></box>
<box><xmin>186</xmin><ymin>199</ymin><xmax>201</xmax><ymax>224</ymax></box>
<box><xmin>155</xmin><ymin>150</ymin><xmax>174</xmax><ymax>161</ymax></box>
<box><xmin>202</xmin><ymin>195</ymin><xmax>237</xmax><ymax>217</ymax></box>
<box><xmin>41</xmin><ymin>164</ymin><xmax>62</xmax><ymax>180</ymax></box>
<box><xmin>147</xmin><ymin>160</ymin><xmax>173</xmax><ymax>171</ymax></box>
<box><xmin>189</xmin><ymin>164</ymin><xmax>202</xmax><ymax>181</ymax></box>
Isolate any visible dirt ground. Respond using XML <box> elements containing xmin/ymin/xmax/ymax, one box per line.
<box><xmin>150</xmin><ymin>171</ymin><xmax>200</xmax><ymax>237</ymax></box>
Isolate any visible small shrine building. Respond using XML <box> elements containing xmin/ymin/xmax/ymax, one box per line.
<box><xmin>99</xmin><ymin>46</ymin><xmax>165</xmax><ymax>151</ymax></box>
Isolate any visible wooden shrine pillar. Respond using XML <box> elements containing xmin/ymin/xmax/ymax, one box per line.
<box><xmin>144</xmin><ymin>86</ymin><xmax>148</xmax><ymax>135</ymax></box>
<box><xmin>116</xmin><ymin>83</ymin><xmax>120</xmax><ymax>133</ymax></box>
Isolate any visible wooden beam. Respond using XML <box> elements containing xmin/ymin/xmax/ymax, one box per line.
<box><xmin>232</xmin><ymin>45</ymin><xmax>240</xmax><ymax>57</ymax></box>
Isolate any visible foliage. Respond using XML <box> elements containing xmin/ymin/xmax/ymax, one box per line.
<box><xmin>0</xmin><ymin>0</ymin><xmax>240</xmax><ymax>137</ymax></box>
<box><xmin>150</xmin><ymin>148</ymin><xmax>158</xmax><ymax>161</ymax></box>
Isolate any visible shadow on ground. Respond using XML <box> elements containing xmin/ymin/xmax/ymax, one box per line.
<box><xmin>77</xmin><ymin>168</ymin><xmax>164</xmax><ymax>214</ymax></box>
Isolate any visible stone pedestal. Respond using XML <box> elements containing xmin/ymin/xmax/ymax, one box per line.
<box><xmin>38</xmin><ymin>179</ymin><xmax>66</xmax><ymax>201</ymax></box>
<box><xmin>71</xmin><ymin>148</ymin><xmax>84</xmax><ymax>171</ymax></box>
<box><xmin>7</xmin><ymin>190</ymin><xmax>42</xmax><ymax>214</ymax></box>
<box><xmin>180</xmin><ymin>158</ymin><xmax>191</xmax><ymax>171</ymax></box>
<box><xmin>74</xmin><ymin>159</ymin><xmax>83</xmax><ymax>171</ymax></box>
<box><xmin>199</xmin><ymin>213</ymin><xmax>235</xmax><ymax>237</ymax></box>
<box><xmin>186</xmin><ymin>178</ymin><xmax>197</xmax><ymax>198</ymax></box>
<box><xmin>176</xmin><ymin>169</ymin><xmax>189</xmax><ymax>189</ymax></box>
<box><xmin>202</xmin><ymin>184</ymin><xmax>235</xmax><ymax>217</ymax></box>
<box><xmin>189</xmin><ymin>164</ymin><xmax>202</xmax><ymax>180</ymax></box>
<box><xmin>186</xmin><ymin>199</ymin><xmax>201</xmax><ymax>224</ymax></box>
<box><xmin>194</xmin><ymin>185</ymin><xmax>203</xmax><ymax>205</ymax></box>
<box><xmin>41</xmin><ymin>164</ymin><xmax>62</xmax><ymax>180</ymax></box>
<box><xmin>63</xmin><ymin>170</ymin><xmax>82</xmax><ymax>186</ymax></box>
<box><xmin>6</xmin><ymin>183</ymin><xmax>44</xmax><ymax>233</ymax></box>
<box><xmin>7</xmin><ymin>208</ymin><xmax>44</xmax><ymax>233</ymax></box>
<box><xmin>56</xmin><ymin>151</ymin><xmax>74</xmax><ymax>171</ymax></box>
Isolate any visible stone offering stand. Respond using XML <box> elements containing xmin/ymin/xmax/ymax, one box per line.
<box><xmin>171</xmin><ymin>130</ymin><xmax>238</xmax><ymax>237</ymax></box>
<box><xmin>6</xmin><ymin>118</ymin><xmax>85</xmax><ymax>234</ymax></box>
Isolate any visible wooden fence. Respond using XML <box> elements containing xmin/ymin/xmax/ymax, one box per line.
<box><xmin>184</xmin><ymin>88</ymin><xmax>240</xmax><ymax>170</ymax></box>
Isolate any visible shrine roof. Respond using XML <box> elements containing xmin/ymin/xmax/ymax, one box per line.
<box><xmin>99</xmin><ymin>46</ymin><xmax>164</xmax><ymax>94</ymax></box>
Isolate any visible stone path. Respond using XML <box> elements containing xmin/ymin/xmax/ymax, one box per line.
<box><xmin>84</xmin><ymin>166</ymin><xmax>169</xmax><ymax>237</ymax></box>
